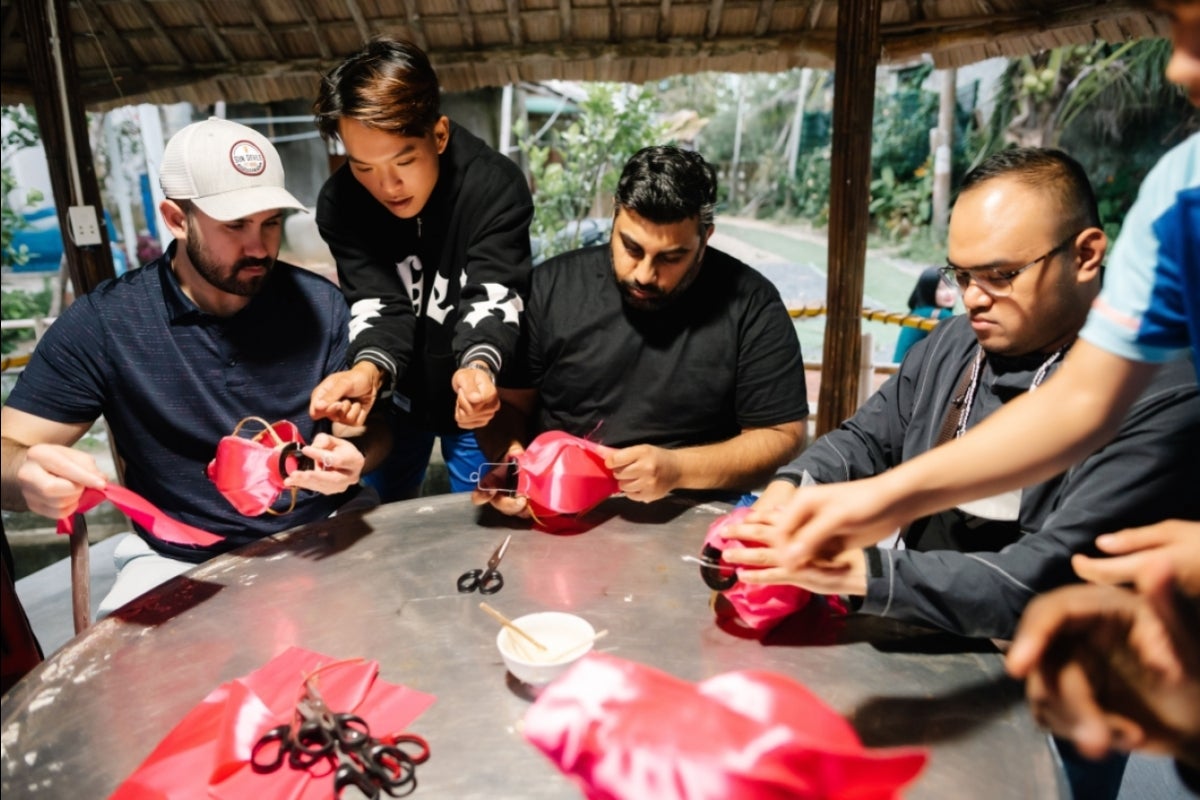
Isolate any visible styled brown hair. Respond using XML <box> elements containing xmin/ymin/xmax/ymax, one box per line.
<box><xmin>314</xmin><ymin>37</ymin><xmax>441</xmax><ymax>142</ymax></box>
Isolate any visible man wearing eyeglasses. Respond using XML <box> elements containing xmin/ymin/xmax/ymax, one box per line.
<box><xmin>723</xmin><ymin>147</ymin><xmax>1199</xmax><ymax>642</ymax></box>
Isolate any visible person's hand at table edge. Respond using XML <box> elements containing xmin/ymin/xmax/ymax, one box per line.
<box><xmin>310</xmin><ymin>362</ymin><xmax>384</xmax><ymax>427</ymax></box>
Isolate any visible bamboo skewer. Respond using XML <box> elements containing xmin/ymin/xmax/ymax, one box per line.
<box><xmin>479</xmin><ymin>601</ymin><xmax>548</xmax><ymax>651</ymax></box>
<box><xmin>543</xmin><ymin>629</ymin><xmax>609</xmax><ymax>663</ymax></box>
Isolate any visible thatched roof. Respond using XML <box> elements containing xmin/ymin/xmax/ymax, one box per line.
<box><xmin>1</xmin><ymin>0</ymin><xmax>1169</xmax><ymax>112</ymax></box>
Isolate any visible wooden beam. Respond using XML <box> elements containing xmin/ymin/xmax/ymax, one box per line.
<box><xmin>399</xmin><ymin>0</ymin><xmax>428</xmax><ymax>51</ymax></box>
<box><xmin>193</xmin><ymin>1</ymin><xmax>237</xmax><ymax>63</ymax></box>
<box><xmin>18</xmin><ymin>0</ymin><xmax>116</xmax><ymax>297</ymax></box>
<box><xmin>818</xmin><ymin>0</ymin><xmax>882</xmax><ymax>435</ymax></box>
<box><xmin>342</xmin><ymin>0</ymin><xmax>373</xmax><ymax>44</ymax></box>
<box><xmin>559</xmin><ymin>0</ymin><xmax>573</xmax><ymax>43</ymax></box>
<box><xmin>78</xmin><ymin>0</ymin><xmax>143</xmax><ymax>75</ymax></box>
<box><xmin>505</xmin><ymin>0</ymin><xmax>523</xmax><ymax>47</ymax></box>
<box><xmin>246</xmin><ymin>1</ymin><xmax>287</xmax><ymax>63</ymax></box>
<box><xmin>609</xmin><ymin>0</ymin><xmax>621</xmax><ymax>43</ymax></box>
<box><xmin>456</xmin><ymin>0</ymin><xmax>478</xmax><ymax>48</ymax></box>
<box><xmin>129</xmin><ymin>0</ymin><xmax>186</xmax><ymax>65</ymax></box>
<box><xmin>291</xmin><ymin>0</ymin><xmax>334</xmax><ymax>60</ymax></box>
<box><xmin>657</xmin><ymin>0</ymin><xmax>672</xmax><ymax>41</ymax></box>
<box><xmin>706</xmin><ymin>0</ymin><xmax>725</xmax><ymax>39</ymax></box>
<box><xmin>753</xmin><ymin>0</ymin><xmax>776</xmax><ymax>37</ymax></box>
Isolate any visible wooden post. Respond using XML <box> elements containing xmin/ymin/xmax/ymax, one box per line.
<box><xmin>818</xmin><ymin>0</ymin><xmax>882</xmax><ymax>436</ymax></box>
<box><xmin>19</xmin><ymin>0</ymin><xmax>117</xmax><ymax>297</ymax></box>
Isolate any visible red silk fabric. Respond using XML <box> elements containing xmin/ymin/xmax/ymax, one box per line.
<box><xmin>524</xmin><ymin>653</ymin><xmax>927</xmax><ymax>800</ymax></box>
<box><xmin>207</xmin><ymin>420</ymin><xmax>305</xmax><ymax>517</ymax></box>
<box><xmin>111</xmin><ymin>646</ymin><xmax>436</xmax><ymax>800</ymax></box>
<box><xmin>57</xmin><ymin>484</ymin><xmax>223</xmax><ymax>548</ymax></box>
<box><xmin>516</xmin><ymin>431</ymin><xmax>618</xmax><ymax>518</ymax></box>
<box><xmin>703</xmin><ymin>507</ymin><xmax>813</xmax><ymax>633</ymax></box>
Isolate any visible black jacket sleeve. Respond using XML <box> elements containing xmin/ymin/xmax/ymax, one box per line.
<box><xmin>316</xmin><ymin>168</ymin><xmax>416</xmax><ymax>385</ymax></box>
<box><xmin>452</xmin><ymin>163</ymin><xmax>533</xmax><ymax>376</ymax></box>
<box><xmin>862</xmin><ymin>362</ymin><xmax>1200</xmax><ymax>639</ymax></box>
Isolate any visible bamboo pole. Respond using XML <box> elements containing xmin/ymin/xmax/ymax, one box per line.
<box><xmin>818</xmin><ymin>0</ymin><xmax>882</xmax><ymax>436</ymax></box>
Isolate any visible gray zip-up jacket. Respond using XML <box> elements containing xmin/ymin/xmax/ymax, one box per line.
<box><xmin>775</xmin><ymin>315</ymin><xmax>1200</xmax><ymax>639</ymax></box>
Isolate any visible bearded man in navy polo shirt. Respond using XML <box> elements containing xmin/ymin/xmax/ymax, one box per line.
<box><xmin>1</xmin><ymin>117</ymin><xmax>371</xmax><ymax>616</ymax></box>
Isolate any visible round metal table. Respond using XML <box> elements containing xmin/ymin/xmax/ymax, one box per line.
<box><xmin>1</xmin><ymin>494</ymin><xmax>1065</xmax><ymax>798</ymax></box>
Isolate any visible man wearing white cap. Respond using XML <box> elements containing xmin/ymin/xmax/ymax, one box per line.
<box><xmin>1</xmin><ymin>117</ymin><xmax>370</xmax><ymax>615</ymax></box>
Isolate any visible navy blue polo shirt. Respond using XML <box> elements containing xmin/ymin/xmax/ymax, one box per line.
<box><xmin>6</xmin><ymin>244</ymin><xmax>354</xmax><ymax>561</ymax></box>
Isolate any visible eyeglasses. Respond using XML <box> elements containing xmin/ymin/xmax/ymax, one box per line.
<box><xmin>939</xmin><ymin>232</ymin><xmax>1078</xmax><ymax>297</ymax></box>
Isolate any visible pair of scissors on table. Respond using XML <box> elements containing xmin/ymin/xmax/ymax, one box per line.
<box><xmin>251</xmin><ymin>681</ymin><xmax>429</xmax><ymax>798</ymax></box>
<box><xmin>457</xmin><ymin>534</ymin><xmax>510</xmax><ymax>594</ymax></box>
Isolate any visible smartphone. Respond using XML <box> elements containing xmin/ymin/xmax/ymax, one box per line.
<box><xmin>477</xmin><ymin>460</ymin><xmax>519</xmax><ymax>493</ymax></box>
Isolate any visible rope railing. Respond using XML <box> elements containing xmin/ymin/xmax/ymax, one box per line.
<box><xmin>787</xmin><ymin>304</ymin><xmax>941</xmax><ymax>332</ymax></box>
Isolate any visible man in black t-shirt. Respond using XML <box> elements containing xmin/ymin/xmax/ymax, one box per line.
<box><xmin>476</xmin><ymin>146</ymin><xmax>808</xmax><ymax>515</ymax></box>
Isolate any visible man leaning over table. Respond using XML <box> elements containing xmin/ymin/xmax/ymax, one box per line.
<box><xmin>0</xmin><ymin>117</ymin><xmax>374</xmax><ymax>617</ymax></box>
<box><xmin>307</xmin><ymin>37</ymin><xmax>533</xmax><ymax>501</ymax></box>
<box><xmin>475</xmin><ymin>145</ymin><xmax>808</xmax><ymax>516</ymax></box>
<box><xmin>723</xmin><ymin>147</ymin><xmax>1200</xmax><ymax>639</ymax></box>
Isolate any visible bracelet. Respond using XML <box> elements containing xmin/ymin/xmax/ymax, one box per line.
<box><xmin>463</xmin><ymin>361</ymin><xmax>495</xmax><ymax>380</ymax></box>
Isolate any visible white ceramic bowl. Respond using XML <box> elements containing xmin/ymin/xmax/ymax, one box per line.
<box><xmin>496</xmin><ymin>611</ymin><xmax>596</xmax><ymax>686</ymax></box>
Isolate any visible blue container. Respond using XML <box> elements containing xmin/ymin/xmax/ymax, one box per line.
<box><xmin>10</xmin><ymin>207</ymin><xmax>128</xmax><ymax>275</ymax></box>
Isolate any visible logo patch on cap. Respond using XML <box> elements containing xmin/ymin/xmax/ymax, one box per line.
<box><xmin>229</xmin><ymin>140</ymin><xmax>267</xmax><ymax>176</ymax></box>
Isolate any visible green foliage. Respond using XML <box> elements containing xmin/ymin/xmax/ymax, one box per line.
<box><xmin>869</xmin><ymin>161</ymin><xmax>933</xmax><ymax>240</ymax></box>
<box><xmin>872</xmin><ymin>65</ymin><xmax>937</xmax><ymax>182</ymax></box>
<box><xmin>522</xmin><ymin>85</ymin><xmax>667</xmax><ymax>261</ymax></box>
<box><xmin>2</xmin><ymin>105</ymin><xmax>44</xmax><ymax>269</ymax></box>
<box><xmin>791</xmin><ymin>145</ymin><xmax>833</xmax><ymax>225</ymax></box>
<box><xmin>1</xmin><ymin>279</ymin><xmax>53</xmax><ymax>354</ymax></box>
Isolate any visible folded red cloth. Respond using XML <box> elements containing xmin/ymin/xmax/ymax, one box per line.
<box><xmin>524</xmin><ymin>653</ymin><xmax>927</xmax><ymax>800</ymax></box>
<box><xmin>702</xmin><ymin>506</ymin><xmax>814</xmax><ymax>633</ymax></box>
<box><xmin>517</xmin><ymin>431</ymin><xmax>618</xmax><ymax>520</ymax></box>
<box><xmin>57</xmin><ymin>484</ymin><xmax>223</xmax><ymax>548</ymax></box>
<box><xmin>111</xmin><ymin>646</ymin><xmax>435</xmax><ymax>800</ymax></box>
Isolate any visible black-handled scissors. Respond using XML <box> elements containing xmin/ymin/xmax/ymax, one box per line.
<box><xmin>457</xmin><ymin>534</ymin><xmax>510</xmax><ymax>594</ymax></box>
<box><xmin>251</xmin><ymin>686</ymin><xmax>428</xmax><ymax>798</ymax></box>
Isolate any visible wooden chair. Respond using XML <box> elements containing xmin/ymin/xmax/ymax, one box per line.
<box><xmin>69</xmin><ymin>512</ymin><xmax>91</xmax><ymax>634</ymax></box>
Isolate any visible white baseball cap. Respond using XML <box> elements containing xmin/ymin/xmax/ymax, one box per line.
<box><xmin>159</xmin><ymin>117</ymin><xmax>306</xmax><ymax>221</ymax></box>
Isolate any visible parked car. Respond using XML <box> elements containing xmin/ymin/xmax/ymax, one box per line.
<box><xmin>531</xmin><ymin>217</ymin><xmax>612</xmax><ymax>265</ymax></box>
<box><xmin>9</xmin><ymin>206</ymin><xmax>129</xmax><ymax>275</ymax></box>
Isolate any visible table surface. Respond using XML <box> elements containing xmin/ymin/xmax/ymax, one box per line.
<box><xmin>1</xmin><ymin>494</ymin><xmax>1065</xmax><ymax>798</ymax></box>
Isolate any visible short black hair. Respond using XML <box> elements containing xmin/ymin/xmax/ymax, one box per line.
<box><xmin>614</xmin><ymin>146</ymin><xmax>718</xmax><ymax>228</ymax></box>
<box><xmin>958</xmin><ymin>147</ymin><xmax>1101</xmax><ymax>232</ymax></box>
<box><xmin>314</xmin><ymin>37</ymin><xmax>441</xmax><ymax>142</ymax></box>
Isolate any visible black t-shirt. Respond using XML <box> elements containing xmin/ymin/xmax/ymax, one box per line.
<box><xmin>509</xmin><ymin>245</ymin><xmax>808</xmax><ymax>447</ymax></box>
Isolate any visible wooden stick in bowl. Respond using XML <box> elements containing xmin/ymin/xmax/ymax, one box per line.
<box><xmin>479</xmin><ymin>601</ymin><xmax>548</xmax><ymax>651</ymax></box>
<box><xmin>543</xmin><ymin>629</ymin><xmax>609</xmax><ymax>663</ymax></box>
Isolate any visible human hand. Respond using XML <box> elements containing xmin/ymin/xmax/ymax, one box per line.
<box><xmin>1007</xmin><ymin>561</ymin><xmax>1200</xmax><ymax>764</ymax></box>
<box><xmin>470</xmin><ymin>445</ymin><xmax>531</xmax><ymax>518</ymax></box>
<box><xmin>763</xmin><ymin>476</ymin><xmax>911</xmax><ymax>568</ymax></box>
<box><xmin>310</xmin><ymin>363</ymin><xmax>382</xmax><ymax>426</ymax></box>
<box><xmin>604</xmin><ymin>444</ymin><xmax>681</xmax><ymax>503</ymax></box>
<box><xmin>283</xmin><ymin>433</ymin><xmax>364</xmax><ymax>495</ymax></box>
<box><xmin>723</xmin><ymin>515</ymin><xmax>867</xmax><ymax>595</ymax></box>
<box><xmin>14</xmin><ymin>444</ymin><xmax>108</xmax><ymax>520</ymax></box>
<box><xmin>452</xmin><ymin>365</ymin><xmax>500</xmax><ymax>429</ymax></box>
<box><xmin>1072</xmin><ymin>520</ymin><xmax>1200</xmax><ymax>597</ymax></box>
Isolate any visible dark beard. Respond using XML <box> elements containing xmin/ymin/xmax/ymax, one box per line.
<box><xmin>616</xmin><ymin>251</ymin><xmax>704</xmax><ymax>312</ymax></box>
<box><xmin>186</xmin><ymin>238</ymin><xmax>273</xmax><ymax>297</ymax></box>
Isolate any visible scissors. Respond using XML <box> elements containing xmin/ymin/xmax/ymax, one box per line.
<box><xmin>251</xmin><ymin>682</ymin><xmax>429</xmax><ymax>798</ymax></box>
<box><xmin>682</xmin><ymin>544</ymin><xmax>738</xmax><ymax>591</ymax></box>
<box><xmin>457</xmin><ymin>534</ymin><xmax>510</xmax><ymax>594</ymax></box>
